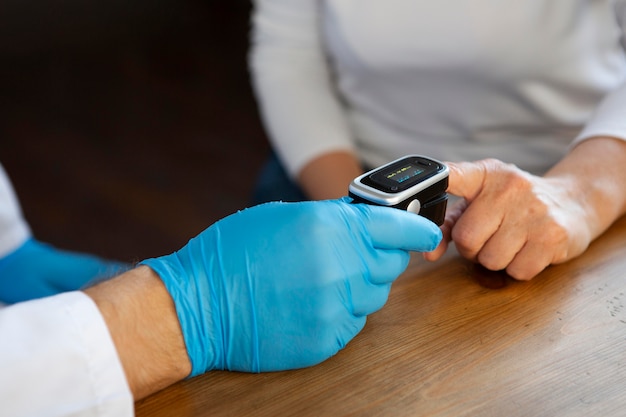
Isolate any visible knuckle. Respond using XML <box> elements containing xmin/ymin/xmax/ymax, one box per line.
<box><xmin>535</xmin><ymin>223</ymin><xmax>570</xmax><ymax>262</ymax></box>
<box><xmin>477</xmin><ymin>158</ymin><xmax>516</xmax><ymax>175</ymax></box>
<box><xmin>451</xmin><ymin>225</ymin><xmax>480</xmax><ymax>256</ymax></box>
<box><xmin>506</xmin><ymin>263</ymin><xmax>544</xmax><ymax>281</ymax></box>
<box><xmin>500</xmin><ymin>172</ymin><xmax>533</xmax><ymax>200</ymax></box>
<box><xmin>480</xmin><ymin>157</ymin><xmax>506</xmax><ymax>168</ymax></box>
<box><xmin>477</xmin><ymin>253</ymin><xmax>507</xmax><ymax>272</ymax></box>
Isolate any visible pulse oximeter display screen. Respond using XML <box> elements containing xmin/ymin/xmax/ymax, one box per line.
<box><xmin>364</xmin><ymin>156</ymin><xmax>443</xmax><ymax>193</ymax></box>
<box><xmin>386</xmin><ymin>164</ymin><xmax>425</xmax><ymax>184</ymax></box>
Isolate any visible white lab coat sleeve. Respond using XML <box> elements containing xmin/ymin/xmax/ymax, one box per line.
<box><xmin>0</xmin><ymin>291</ymin><xmax>134</xmax><ymax>417</ymax></box>
<box><xmin>249</xmin><ymin>0</ymin><xmax>355</xmax><ymax>178</ymax></box>
<box><xmin>0</xmin><ymin>164</ymin><xmax>31</xmax><ymax>258</ymax></box>
<box><xmin>574</xmin><ymin>1</ymin><xmax>626</xmax><ymax>145</ymax></box>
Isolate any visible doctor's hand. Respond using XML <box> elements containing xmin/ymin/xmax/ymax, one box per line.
<box><xmin>141</xmin><ymin>199</ymin><xmax>442</xmax><ymax>376</ymax></box>
<box><xmin>423</xmin><ymin>146</ymin><xmax>626</xmax><ymax>280</ymax></box>
<box><xmin>0</xmin><ymin>238</ymin><xmax>129</xmax><ymax>303</ymax></box>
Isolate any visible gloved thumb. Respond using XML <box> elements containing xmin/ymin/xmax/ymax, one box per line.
<box><xmin>355</xmin><ymin>204</ymin><xmax>442</xmax><ymax>252</ymax></box>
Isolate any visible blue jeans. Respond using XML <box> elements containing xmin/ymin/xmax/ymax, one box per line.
<box><xmin>252</xmin><ymin>153</ymin><xmax>308</xmax><ymax>205</ymax></box>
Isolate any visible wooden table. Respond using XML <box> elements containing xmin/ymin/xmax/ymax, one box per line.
<box><xmin>136</xmin><ymin>216</ymin><xmax>626</xmax><ymax>417</ymax></box>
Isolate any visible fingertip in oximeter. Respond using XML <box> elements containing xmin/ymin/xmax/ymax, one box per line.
<box><xmin>348</xmin><ymin>155</ymin><xmax>449</xmax><ymax>225</ymax></box>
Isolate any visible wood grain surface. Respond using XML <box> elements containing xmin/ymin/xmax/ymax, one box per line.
<box><xmin>136</xmin><ymin>215</ymin><xmax>626</xmax><ymax>417</ymax></box>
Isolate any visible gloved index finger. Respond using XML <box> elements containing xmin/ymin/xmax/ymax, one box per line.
<box><xmin>357</xmin><ymin>204</ymin><xmax>442</xmax><ymax>252</ymax></box>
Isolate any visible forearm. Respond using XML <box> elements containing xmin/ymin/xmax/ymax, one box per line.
<box><xmin>84</xmin><ymin>266</ymin><xmax>191</xmax><ymax>400</ymax></box>
<box><xmin>545</xmin><ymin>136</ymin><xmax>626</xmax><ymax>239</ymax></box>
<box><xmin>298</xmin><ymin>151</ymin><xmax>363</xmax><ymax>200</ymax></box>
<box><xmin>250</xmin><ymin>1</ymin><xmax>355</xmax><ymax>181</ymax></box>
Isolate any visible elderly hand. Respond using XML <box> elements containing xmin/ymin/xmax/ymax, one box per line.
<box><xmin>425</xmin><ymin>159</ymin><xmax>595</xmax><ymax>280</ymax></box>
<box><xmin>141</xmin><ymin>199</ymin><xmax>442</xmax><ymax>376</ymax></box>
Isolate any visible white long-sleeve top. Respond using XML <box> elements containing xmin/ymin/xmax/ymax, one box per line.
<box><xmin>0</xmin><ymin>166</ymin><xmax>133</xmax><ymax>416</ymax></box>
<box><xmin>250</xmin><ymin>0</ymin><xmax>626</xmax><ymax>176</ymax></box>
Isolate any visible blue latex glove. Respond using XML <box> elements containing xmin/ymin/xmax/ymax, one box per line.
<box><xmin>0</xmin><ymin>238</ymin><xmax>129</xmax><ymax>304</ymax></box>
<box><xmin>140</xmin><ymin>199</ymin><xmax>442</xmax><ymax>376</ymax></box>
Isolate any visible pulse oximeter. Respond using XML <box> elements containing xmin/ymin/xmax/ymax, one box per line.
<box><xmin>349</xmin><ymin>155</ymin><xmax>449</xmax><ymax>225</ymax></box>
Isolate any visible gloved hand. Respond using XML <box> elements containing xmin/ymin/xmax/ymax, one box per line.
<box><xmin>0</xmin><ymin>238</ymin><xmax>129</xmax><ymax>304</ymax></box>
<box><xmin>140</xmin><ymin>199</ymin><xmax>442</xmax><ymax>376</ymax></box>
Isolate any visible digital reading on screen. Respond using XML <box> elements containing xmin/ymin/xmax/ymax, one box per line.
<box><xmin>348</xmin><ymin>155</ymin><xmax>449</xmax><ymax>225</ymax></box>
<box><xmin>386</xmin><ymin>164</ymin><xmax>425</xmax><ymax>184</ymax></box>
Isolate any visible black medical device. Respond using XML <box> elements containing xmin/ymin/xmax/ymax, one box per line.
<box><xmin>349</xmin><ymin>155</ymin><xmax>449</xmax><ymax>225</ymax></box>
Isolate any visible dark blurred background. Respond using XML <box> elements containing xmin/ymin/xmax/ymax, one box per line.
<box><xmin>0</xmin><ymin>0</ymin><xmax>270</xmax><ymax>263</ymax></box>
